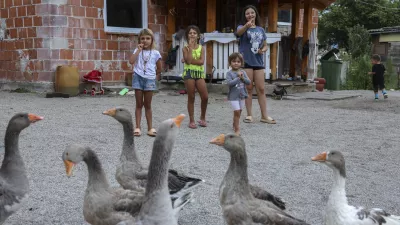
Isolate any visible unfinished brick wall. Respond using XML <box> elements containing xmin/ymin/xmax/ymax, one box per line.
<box><xmin>0</xmin><ymin>0</ymin><xmax>168</xmax><ymax>89</ymax></box>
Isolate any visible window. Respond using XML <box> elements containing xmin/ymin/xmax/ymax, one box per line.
<box><xmin>103</xmin><ymin>0</ymin><xmax>148</xmax><ymax>34</ymax></box>
<box><xmin>278</xmin><ymin>10</ymin><xmax>291</xmax><ymax>23</ymax></box>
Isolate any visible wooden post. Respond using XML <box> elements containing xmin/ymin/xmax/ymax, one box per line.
<box><xmin>301</xmin><ymin>0</ymin><xmax>313</xmax><ymax>81</ymax></box>
<box><xmin>259</xmin><ymin>0</ymin><xmax>268</xmax><ymax>28</ymax></box>
<box><xmin>289</xmin><ymin>0</ymin><xmax>300</xmax><ymax>77</ymax></box>
<box><xmin>166</xmin><ymin>0</ymin><xmax>176</xmax><ymax>50</ymax></box>
<box><xmin>206</xmin><ymin>0</ymin><xmax>216</xmax><ymax>75</ymax></box>
<box><xmin>268</xmin><ymin>0</ymin><xmax>278</xmax><ymax>80</ymax></box>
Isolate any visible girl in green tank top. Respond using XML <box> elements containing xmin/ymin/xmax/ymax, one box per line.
<box><xmin>182</xmin><ymin>25</ymin><xmax>209</xmax><ymax>129</ymax></box>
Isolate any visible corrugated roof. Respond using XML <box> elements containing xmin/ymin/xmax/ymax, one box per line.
<box><xmin>369</xmin><ymin>26</ymin><xmax>400</xmax><ymax>34</ymax></box>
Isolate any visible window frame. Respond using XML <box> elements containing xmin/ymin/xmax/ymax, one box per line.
<box><xmin>103</xmin><ymin>0</ymin><xmax>148</xmax><ymax>34</ymax></box>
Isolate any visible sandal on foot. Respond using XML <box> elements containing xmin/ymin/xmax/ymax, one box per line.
<box><xmin>198</xmin><ymin>120</ymin><xmax>207</xmax><ymax>127</ymax></box>
<box><xmin>243</xmin><ymin>116</ymin><xmax>253</xmax><ymax>123</ymax></box>
<box><xmin>188</xmin><ymin>123</ymin><xmax>197</xmax><ymax>129</ymax></box>
<box><xmin>134</xmin><ymin>128</ymin><xmax>142</xmax><ymax>136</ymax></box>
<box><xmin>147</xmin><ymin>128</ymin><xmax>157</xmax><ymax>137</ymax></box>
<box><xmin>260</xmin><ymin>116</ymin><xmax>276</xmax><ymax>124</ymax></box>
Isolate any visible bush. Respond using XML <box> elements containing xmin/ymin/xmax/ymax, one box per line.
<box><xmin>384</xmin><ymin>57</ymin><xmax>398</xmax><ymax>90</ymax></box>
<box><xmin>341</xmin><ymin>55</ymin><xmax>372</xmax><ymax>90</ymax></box>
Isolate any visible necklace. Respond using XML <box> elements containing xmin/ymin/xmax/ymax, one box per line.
<box><xmin>141</xmin><ymin>50</ymin><xmax>152</xmax><ymax>74</ymax></box>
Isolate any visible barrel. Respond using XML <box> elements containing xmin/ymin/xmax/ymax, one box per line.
<box><xmin>55</xmin><ymin>65</ymin><xmax>80</xmax><ymax>96</ymax></box>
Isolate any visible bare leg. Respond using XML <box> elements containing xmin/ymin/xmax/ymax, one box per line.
<box><xmin>195</xmin><ymin>79</ymin><xmax>209</xmax><ymax>122</ymax></box>
<box><xmin>244</xmin><ymin>68</ymin><xmax>254</xmax><ymax>119</ymax></box>
<box><xmin>233</xmin><ymin>110</ymin><xmax>241</xmax><ymax>135</ymax></box>
<box><xmin>253</xmin><ymin>69</ymin><xmax>269</xmax><ymax>120</ymax></box>
<box><xmin>135</xmin><ymin>90</ymin><xmax>144</xmax><ymax>130</ymax></box>
<box><xmin>143</xmin><ymin>91</ymin><xmax>154</xmax><ymax>132</ymax></box>
<box><xmin>185</xmin><ymin>79</ymin><xmax>196</xmax><ymax>127</ymax></box>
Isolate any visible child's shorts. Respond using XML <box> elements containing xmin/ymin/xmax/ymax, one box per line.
<box><xmin>132</xmin><ymin>73</ymin><xmax>156</xmax><ymax>91</ymax></box>
<box><xmin>230</xmin><ymin>100</ymin><xmax>245</xmax><ymax>111</ymax></box>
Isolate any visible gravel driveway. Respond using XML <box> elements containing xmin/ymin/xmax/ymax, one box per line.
<box><xmin>0</xmin><ymin>90</ymin><xmax>399</xmax><ymax>225</ymax></box>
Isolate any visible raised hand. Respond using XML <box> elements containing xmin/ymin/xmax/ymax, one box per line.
<box><xmin>137</xmin><ymin>43</ymin><xmax>144</xmax><ymax>51</ymax></box>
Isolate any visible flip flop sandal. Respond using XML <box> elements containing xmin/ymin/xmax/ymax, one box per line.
<box><xmin>188</xmin><ymin>123</ymin><xmax>197</xmax><ymax>129</ymax></box>
<box><xmin>243</xmin><ymin>116</ymin><xmax>253</xmax><ymax>123</ymax></box>
<box><xmin>260</xmin><ymin>116</ymin><xmax>276</xmax><ymax>124</ymax></box>
<box><xmin>147</xmin><ymin>128</ymin><xmax>157</xmax><ymax>137</ymax></box>
<box><xmin>134</xmin><ymin>128</ymin><xmax>142</xmax><ymax>136</ymax></box>
<box><xmin>198</xmin><ymin>120</ymin><xmax>207</xmax><ymax>127</ymax></box>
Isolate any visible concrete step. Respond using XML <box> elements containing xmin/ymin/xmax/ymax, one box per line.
<box><xmin>158</xmin><ymin>80</ymin><xmax>315</xmax><ymax>95</ymax></box>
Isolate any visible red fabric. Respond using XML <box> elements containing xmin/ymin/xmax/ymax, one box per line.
<box><xmin>83</xmin><ymin>70</ymin><xmax>102</xmax><ymax>83</ymax></box>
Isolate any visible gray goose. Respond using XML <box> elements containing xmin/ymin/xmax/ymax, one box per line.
<box><xmin>312</xmin><ymin>151</ymin><xmax>400</xmax><ymax>225</ymax></box>
<box><xmin>62</xmin><ymin>144</ymin><xmax>192</xmax><ymax>224</ymax></box>
<box><xmin>0</xmin><ymin>113</ymin><xmax>43</xmax><ymax>224</ymax></box>
<box><xmin>117</xmin><ymin>114</ymin><xmax>188</xmax><ymax>225</ymax></box>
<box><xmin>62</xmin><ymin>144</ymin><xmax>143</xmax><ymax>225</ymax></box>
<box><xmin>103</xmin><ymin>107</ymin><xmax>203</xmax><ymax>195</ymax></box>
<box><xmin>210</xmin><ymin>133</ymin><xmax>309</xmax><ymax>225</ymax></box>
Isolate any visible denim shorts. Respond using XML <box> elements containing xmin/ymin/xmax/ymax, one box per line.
<box><xmin>132</xmin><ymin>73</ymin><xmax>156</xmax><ymax>91</ymax></box>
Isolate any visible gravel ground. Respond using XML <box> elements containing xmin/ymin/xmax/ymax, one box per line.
<box><xmin>0</xmin><ymin>90</ymin><xmax>399</xmax><ymax>225</ymax></box>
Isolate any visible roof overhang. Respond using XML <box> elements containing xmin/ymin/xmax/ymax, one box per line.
<box><xmin>278</xmin><ymin>0</ymin><xmax>336</xmax><ymax>11</ymax></box>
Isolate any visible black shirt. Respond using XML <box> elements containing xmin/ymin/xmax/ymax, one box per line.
<box><xmin>372</xmin><ymin>64</ymin><xmax>386</xmax><ymax>78</ymax></box>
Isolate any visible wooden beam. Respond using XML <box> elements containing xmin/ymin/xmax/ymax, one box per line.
<box><xmin>259</xmin><ymin>0</ymin><xmax>268</xmax><ymax>28</ymax></box>
<box><xmin>206</xmin><ymin>0</ymin><xmax>216</xmax><ymax>75</ymax></box>
<box><xmin>166</xmin><ymin>0</ymin><xmax>176</xmax><ymax>50</ymax></box>
<box><xmin>268</xmin><ymin>0</ymin><xmax>278</xmax><ymax>80</ymax></box>
<box><xmin>301</xmin><ymin>0</ymin><xmax>313</xmax><ymax>81</ymax></box>
<box><xmin>289</xmin><ymin>0</ymin><xmax>300</xmax><ymax>77</ymax></box>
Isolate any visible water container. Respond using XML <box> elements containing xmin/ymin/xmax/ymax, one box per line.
<box><xmin>55</xmin><ymin>65</ymin><xmax>80</xmax><ymax>96</ymax></box>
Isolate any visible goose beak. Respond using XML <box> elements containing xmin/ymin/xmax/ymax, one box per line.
<box><xmin>64</xmin><ymin>160</ymin><xmax>75</xmax><ymax>177</ymax></box>
<box><xmin>311</xmin><ymin>152</ymin><xmax>327</xmax><ymax>162</ymax></box>
<box><xmin>28</xmin><ymin>114</ymin><xmax>44</xmax><ymax>123</ymax></box>
<box><xmin>210</xmin><ymin>134</ymin><xmax>225</xmax><ymax>146</ymax></box>
<box><xmin>173</xmin><ymin>114</ymin><xmax>185</xmax><ymax>127</ymax></box>
<box><xmin>102</xmin><ymin>108</ymin><xmax>116</xmax><ymax>116</ymax></box>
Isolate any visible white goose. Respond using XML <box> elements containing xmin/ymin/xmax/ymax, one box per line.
<box><xmin>312</xmin><ymin>151</ymin><xmax>400</xmax><ymax>225</ymax></box>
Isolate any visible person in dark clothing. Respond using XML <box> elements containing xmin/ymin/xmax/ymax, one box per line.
<box><xmin>368</xmin><ymin>54</ymin><xmax>388</xmax><ymax>100</ymax></box>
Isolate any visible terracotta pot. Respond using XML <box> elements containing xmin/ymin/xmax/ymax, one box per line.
<box><xmin>314</xmin><ymin>78</ymin><xmax>326</xmax><ymax>92</ymax></box>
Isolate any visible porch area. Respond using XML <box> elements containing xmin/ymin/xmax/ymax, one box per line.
<box><xmin>163</xmin><ymin>0</ymin><xmax>335</xmax><ymax>82</ymax></box>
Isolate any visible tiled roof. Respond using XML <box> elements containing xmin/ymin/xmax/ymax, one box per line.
<box><xmin>369</xmin><ymin>26</ymin><xmax>400</xmax><ymax>34</ymax></box>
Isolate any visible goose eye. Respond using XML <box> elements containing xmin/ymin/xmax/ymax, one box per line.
<box><xmin>66</xmin><ymin>152</ymin><xmax>69</xmax><ymax>156</ymax></box>
<box><xmin>170</xmin><ymin>124</ymin><xmax>174</xmax><ymax>128</ymax></box>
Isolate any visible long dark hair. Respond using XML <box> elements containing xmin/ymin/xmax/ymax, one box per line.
<box><xmin>185</xmin><ymin>25</ymin><xmax>201</xmax><ymax>44</ymax></box>
<box><xmin>239</xmin><ymin>5</ymin><xmax>261</xmax><ymax>27</ymax></box>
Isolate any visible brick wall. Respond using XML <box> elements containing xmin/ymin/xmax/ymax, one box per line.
<box><xmin>297</xmin><ymin>8</ymin><xmax>318</xmax><ymax>37</ymax></box>
<box><xmin>0</xmin><ymin>0</ymin><xmax>168</xmax><ymax>89</ymax></box>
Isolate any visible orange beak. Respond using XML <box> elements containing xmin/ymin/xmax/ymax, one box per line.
<box><xmin>64</xmin><ymin>160</ymin><xmax>75</xmax><ymax>177</ymax></box>
<box><xmin>172</xmin><ymin>114</ymin><xmax>185</xmax><ymax>127</ymax></box>
<box><xmin>28</xmin><ymin>114</ymin><xmax>44</xmax><ymax>123</ymax></box>
<box><xmin>311</xmin><ymin>152</ymin><xmax>327</xmax><ymax>162</ymax></box>
<box><xmin>102</xmin><ymin>108</ymin><xmax>116</xmax><ymax>117</ymax></box>
<box><xmin>210</xmin><ymin>134</ymin><xmax>225</xmax><ymax>146</ymax></box>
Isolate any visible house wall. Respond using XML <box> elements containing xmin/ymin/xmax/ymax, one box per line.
<box><xmin>0</xmin><ymin>0</ymin><xmax>319</xmax><ymax>91</ymax></box>
<box><xmin>0</xmin><ymin>0</ymin><xmax>168</xmax><ymax>90</ymax></box>
<box><xmin>379</xmin><ymin>33</ymin><xmax>400</xmax><ymax>42</ymax></box>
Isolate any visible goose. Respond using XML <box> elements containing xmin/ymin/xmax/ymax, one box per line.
<box><xmin>312</xmin><ymin>151</ymin><xmax>400</xmax><ymax>225</ymax></box>
<box><xmin>210</xmin><ymin>133</ymin><xmax>309</xmax><ymax>225</ymax></box>
<box><xmin>62</xmin><ymin>143</ymin><xmax>192</xmax><ymax>225</ymax></box>
<box><xmin>117</xmin><ymin>114</ymin><xmax>188</xmax><ymax>225</ymax></box>
<box><xmin>0</xmin><ymin>113</ymin><xmax>43</xmax><ymax>224</ymax></box>
<box><xmin>102</xmin><ymin>107</ymin><xmax>204</xmax><ymax>195</ymax></box>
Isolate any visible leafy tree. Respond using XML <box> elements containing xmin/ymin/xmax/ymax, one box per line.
<box><xmin>347</xmin><ymin>25</ymin><xmax>372</xmax><ymax>58</ymax></box>
<box><xmin>318</xmin><ymin>0</ymin><xmax>400</xmax><ymax>49</ymax></box>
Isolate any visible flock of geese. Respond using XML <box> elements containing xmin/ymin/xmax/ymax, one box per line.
<box><xmin>1</xmin><ymin>108</ymin><xmax>400</xmax><ymax>225</ymax></box>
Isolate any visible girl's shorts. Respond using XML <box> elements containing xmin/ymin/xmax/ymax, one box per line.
<box><xmin>230</xmin><ymin>100</ymin><xmax>245</xmax><ymax>111</ymax></box>
<box><xmin>132</xmin><ymin>73</ymin><xmax>156</xmax><ymax>91</ymax></box>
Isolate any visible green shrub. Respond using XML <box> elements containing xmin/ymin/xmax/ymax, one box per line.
<box><xmin>384</xmin><ymin>57</ymin><xmax>398</xmax><ymax>90</ymax></box>
<box><xmin>341</xmin><ymin>55</ymin><xmax>372</xmax><ymax>90</ymax></box>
